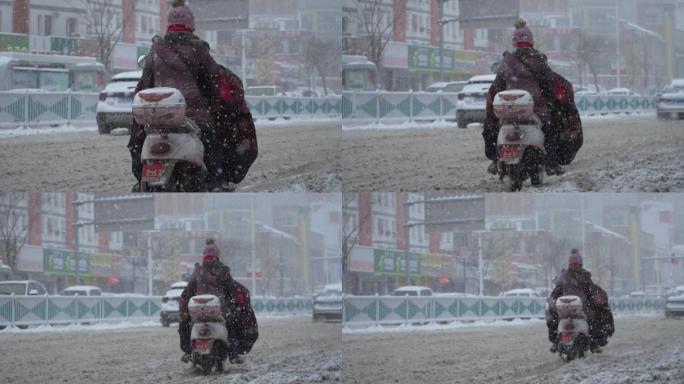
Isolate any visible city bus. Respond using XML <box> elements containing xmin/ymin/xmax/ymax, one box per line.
<box><xmin>342</xmin><ymin>54</ymin><xmax>378</xmax><ymax>91</ymax></box>
<box><xmin>0</xmin><ymin>52</ymin><xmax>106</xmax><ymax>92</ymax></box>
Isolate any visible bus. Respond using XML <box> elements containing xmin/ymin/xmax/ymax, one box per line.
<box><xmin>0</xmin><ymin>52</ymin><xmax>106</xmax><ymax>92</ymax></box>
<box><xmin>342</xmin><ymin>55</ymin><xmax>378</xmax><ymax>91</ymax></box>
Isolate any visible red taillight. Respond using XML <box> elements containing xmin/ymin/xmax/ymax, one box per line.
<box><xmin>192</xmin><ymin>339</ymin><xmax>210</xmax><ymax>351</ymax></box>
<box><xmin>457</xmin><ymin>93</ymin><xmax>465</xmax><ymax>100</ymax></box>
<box><xmin>505</xmin><ymin>130</ymin><xmax>523</xmax><ymax>141</ymax></box>
<box><xmin>559</xmin><ymin>332</ymin><xmax>574</xmax><ymax>343</ymax></box>
<box><xmin>99</xmin><ymin>92</ymin><xmax>107</xmax><ymax>101</ymax></box>
<box><xmin>150</xmin><ymin>142</ymin><xmax>172</xmax><ymax>155</ymax></box>
<box><xmin>162</xmin><ymin>296</ymin><xmax>169</xmax><ymax>303</ymax></box>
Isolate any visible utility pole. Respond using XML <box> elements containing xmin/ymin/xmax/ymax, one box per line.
<box><xmin>478</xmin><ymin>232</ymin><xmax>483</xmax><ymax>296</ymax></box>
<box><xmin>241</xmin><ymin>30</ymin><xmax>248</xmax><ymax>86</ymax></box>
<box><xmin>250</xmin><ymin>195</ymin><xmax>257</xmax><ymax>296</ymax></box>
<box><xmin>147</xmin><ymin>232</ymin><xmax>153</xmax><ymax>295</ymax></box>
<box><xmin>73</xmin><ymin>193</ymin><xmax>81</xmax><ymax>285</ymax></box>
<box><xmin>438</xmin><ymin>0</ymin><xmax>445</xmax><ymax>82</ymax></box>
<box><xmin>615</xmin><ymin>0</ymin><xmax>621</xmax><ymax>88</ymax></box>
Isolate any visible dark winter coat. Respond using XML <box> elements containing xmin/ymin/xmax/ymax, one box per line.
<box><xmin>179</xmin><ymin>259</ymin><xmax>234</xmax><ymax>317</ymax></box>
<box><xmin>129</xmin><ymin>32</ymin><xmax>258</xmax><ymax>184</ymax></box>
<box><xmin>136</xmin><ymin>32</ymin><xmax>222</xmax><ymax>130</ymax></box>
<box><xmin>209</xmin><ymin>65</ymin><xmax>258</xmax><ymax>184</ymax></box>
<box><xmin>225</xmin><ymin>279</ymin><xmax>259</xmax><ymax>354</ymax></box>
<box><xmin>550</xmin><ymin>267</ymin><xmax>600</xmax><ymax>323</ymax></box>
<box><xmin>483</xmin><ymin>48</ymin><xmax>583</xmax><ymax>164</ymax></box>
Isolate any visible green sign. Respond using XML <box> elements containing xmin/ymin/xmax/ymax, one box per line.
<box><xmin>0</xmin><ymin>33</ymin><xmax>29</xmax><ymax>53</ymax></box>
<box><xmin>43</xmin><ymin>248</ymin><xmax>91</xmax><ymax>276</ymax></box>
<box><xmin>408</xmin><ymin>45</ymin><xmax>455</xmax><ymax>73</ymax></box>
<box><xmin>373</xmin><ymin>249</ymin><xmax>421</xmax><ymax>276</ymax></box>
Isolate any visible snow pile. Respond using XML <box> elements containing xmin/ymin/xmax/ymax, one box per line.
<box><xmin>0</xmin><ymin>123</ymin><xmax>97</xmax><ymax>138</ymax></box>
<box><xmin>0</xmin><ymin>320</ymin><xmax>160</xmax><ymax>334</ymax></box>
<box><xmin>343</xmin><ymin>318</ymin><xmax>545</xmax><ymax>335</ymax></box>
<box><xmin>343</xmin><ymin>119</ymin><xmax>456</xmax><ymax>131</ymax></box>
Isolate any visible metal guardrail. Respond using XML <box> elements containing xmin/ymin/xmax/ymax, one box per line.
<box><xmin>0</xmin><ymin>90</ymin><xmax>99</xmax><ymax>128</ymax></box>
<box><xmin>342</xmin><ymin>295</ymin><xmax>665</xmax><ymax>328</ymax></box>
<box><xmin>0</xmin><ymin>91</ymin><xmax>342</xmax><ymax>129</ymax></box>
<box><xmin>246</xmin><ymin>95</ymin><xmax>341</xmax><ymax>120</ymax></box>
<box><xmin>0</xmin><ymin>294</ymin><xmax>162</xmax><ymax>327</ymax></box>
<box><xmin>342</xmin><ymin>91</ymin><xmax>658</xmax><ymax>124</ymax></box>
<box><xmin>0</xmin><ymin>294</ymin><xmax>313</xmax><ymax>328</ymax></box>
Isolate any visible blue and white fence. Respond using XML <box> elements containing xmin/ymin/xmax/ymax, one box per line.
<box><xmin>0</xmin><ymin>91</ymin><xmax>342</xmax><ymax>129</ymax></box>
<box><xmin>342</xmin><ymin>295</ymin><xmax>665</xmax><ymax>328</ymax></box>
<box><xmin>246</xmin><ymin>96</ymin><xmax>341</xmax><ymax>120</ymax></box>
<box><xmin>0</xmin><ymin>90</ymin><xmax>99</xmax><ymax>128</ymax></box>
<box><xmin>0</xmin><ymin>294</ymin><xmax>162</xmax><ymax>328</ymax></box>
<box><xmin>252</xmin><ymin>298</ymin><xmax>313</xmax><ymax>316</ymax></box>
<box><xmin>342</xmin><ymin>91</ymin><xmax>658</xmax><ymax>124</ymax></box>
<box><xmin>0</xmin><ymin>294</ymin><xmax>313</xmax><ymax>328</ymax></box>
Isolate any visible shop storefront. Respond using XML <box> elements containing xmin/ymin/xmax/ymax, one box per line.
<box><xmin>346</xmin><ymin>246</ymin><xmax>456</xmax><ymax>295</ymax></box>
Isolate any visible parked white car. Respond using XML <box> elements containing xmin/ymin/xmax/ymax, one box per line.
<box><xmin>657</xmin><ymin>80</ymin><xmax>684</xmax><ymax>120</ymax></box>
<box><xmin>61</xmin><ymin>285</ymin><xmax>103</xmax><ymax>296</ymax></box>
<box><xmin>425</xmin><ymin>81</ymin><xmax>468</xmax><ymax>93</ymax></box>
<box><xmin>313</xmin><ymin>283</ymin><xmax>342</xmax><ymax>322</ymax></box>
<box><xmin>391</xmin><ymin>286</ymin><xmax>433</xmax><ymax>297</ymax></box>
<box><xmin>96</xmin><ymin>70</ymin><xmax>142</xmax><ymax>134</ymax></box>
<box><xmin>456</xmin><ymin>74</ymin><xmax>496</xmax><ymax>128</ymax></box>
<box><xmin>0</xmin><ymin>280</ymin><xmax>48</xmax><ymax>296</ymax></box>
<box><xmin>500</xmin><ymin>288</ymin><xmax>540</xmax><ymax>298</ymax></box>
<box><xmin>606</xmin><ymin>87</ymin><xmax>640</xmax><ymax>96</ymax></box>
<box><xmin>161</xmin><ymin>281</ymin><xmax>188</xmax><ymax>327</ymax></box>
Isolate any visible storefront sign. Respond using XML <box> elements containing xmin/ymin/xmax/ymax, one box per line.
<box><xmin>17</xmin><ymin>245</ymin><xmax>44</xmax><ymax>273</ymax></box>
<box><xmin>0</xmin><ymin>33</ymin><xmax>29</xmax><ymax>52</ymax></box>
<box><xmin>44</xmin><ymin>248</ymin><xmax>90</xmax><ymax>275</ymax></box>
<box><xmin>382</xmin><ymin>42</ymin><xmax>408</xmax><ymax>69</ymax></box>
<box><xmin>373</xmin><ymin>249</ymin><xmax>421</xmax><ymax>276</ymax></box>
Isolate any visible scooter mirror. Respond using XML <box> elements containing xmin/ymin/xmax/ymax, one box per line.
<box><xmin>138</xmin><ymin>55</ymin><xmax>147</xmax><ymax>68</ymax></box>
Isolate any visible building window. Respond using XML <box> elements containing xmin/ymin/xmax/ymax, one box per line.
<box><xmin>67</xmin><ymin>17</ymin><xmax>78</xmax><ymax>37</ymax></box>
<box><xmin>142</xmin><ymin>15</ymin><xmax>148</xmax><ymax>34</ymax></box>
<box><xmin>44</xmin><ymin>15</ymin><xmax>53</xmax><ymax>36</ymax></box>
<box><xmin>643</xmin><ymin>9</ymin><xmax>663</xmax><ymax>25</ymax></box>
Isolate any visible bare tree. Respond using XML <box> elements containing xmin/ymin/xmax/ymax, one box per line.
<box><xmin>483</xmin><ymin>233</ymin><xmax>516</xmax><ymax>293</ymax></box>
<box><xmin>246</xmin><ymin>33</ymin><xmax>279</xmax><ymax>86</ymax></box>
<box><xmin>350</xmin><ymin>0</ymin><xmax>393</xmax><ymax>69</ymax></box>
<box><xmin>572</xmin><ymin>32</ymin><xmax>606</xmax><ymax>92</ymax></box>
<box><xmin>0</xmin><ymin>193</ymin><xmax>32</xmax><ymax>271</ymax></box>
<box><xmin>72</xmin><ymin>0</ymin><xmax>127</xmax><ymax>71</ymax></box>
<box><xmin>304</xmin><ymin>37</ymin><xmax>341</xmax><ymax>95</ymax></box>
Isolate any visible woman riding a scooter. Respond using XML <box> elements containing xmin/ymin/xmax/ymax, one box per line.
<box><xmin>483</xmin><ymin>19</ymin><xmax>565</xmax><ymax>176</ymax></box>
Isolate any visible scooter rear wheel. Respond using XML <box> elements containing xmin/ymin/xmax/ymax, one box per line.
<box><xmin>199</xmin><ymin>355</ymin><xmax>213</xmax><ymax>375</ymax></box>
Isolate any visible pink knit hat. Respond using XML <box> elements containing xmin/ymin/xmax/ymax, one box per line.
<box><xmin>202</xmin><ymin>239</ymin><xmax>220</xmax><ymax>262</ymax></box>
<box><xmin>168</xmin><ymin>0</ymin><xmax>195</xmax><ymax>32</ymax></box>
<box><xmin>512</xmin><ymin>19</ymin><xmax>534</xmax><ymax>48</ymax></box>
<box><xmin>569</xmin><ymin>249</ymin><xmax>583</xmax><ymax>269</ymax></box>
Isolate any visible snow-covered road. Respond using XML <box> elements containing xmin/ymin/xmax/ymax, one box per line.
<box><xmin>0</xmin><ymin>121</ymin><xmax>341</xmax><ymax>192</ymax></box>
<box><xmin>343</xmin><ymin>316</ymin><xmax>684</xmax><ymax>384</ymax></box>
<box><xmin>342</xmin><ymin>115</ymin><xmax>684</xmax><ymax>192</ymax></box>
<box><xmin>0</xmin><ymin>317</ymin><xmax>340</xmax><ymax>384</ymax></box>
